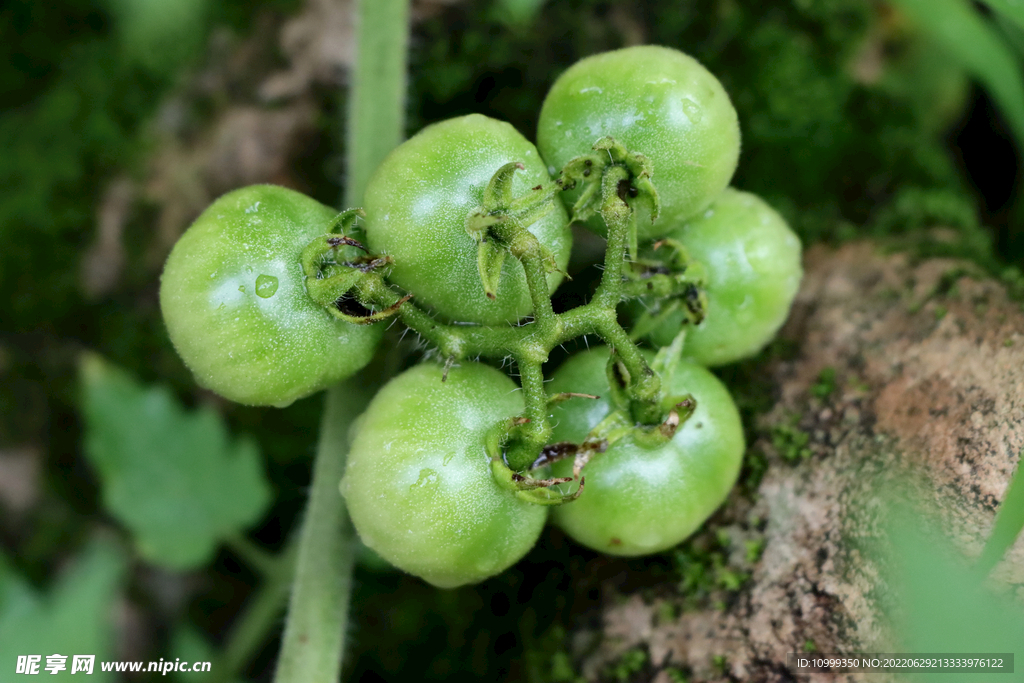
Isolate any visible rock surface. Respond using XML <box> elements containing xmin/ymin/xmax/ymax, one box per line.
<box><xmin>582</xmin><ymin>242</ymin><xmax>1024</xmax><ymax>682</ymax></box>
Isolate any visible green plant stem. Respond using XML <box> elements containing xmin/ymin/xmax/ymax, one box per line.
<box><xmin>328</xmin><ymin>152</ymin><xmax>667</xmax><ymax>471</ymax></box>
<box><xmin>216</xmin><ymin>540</ymin><xmax>298</xmax><ymax>683</ymax></box>
<box><xmin>345</xmin><ymin>0</ymin><xmax>410</xmax><ymax>206</ymax></box>
<box><xmin>226</xmin><ymin>534</ymin><xmax>280</xmax><ymax>577</ymax></box>
<box><xmin>274</xmin><ymin>385</ymin><xmax>370</xmax><ymax>683</ymax></box>
<box><xmin>275</xmin><ymin>0</ymin><xmax>409</xmax><ymax>681</ymax></box>
<box><xmin>593</xmin><ymin>166</ymin><xmax>633</xmax><ymax>309</ymax></box>
<box><xmin>506</xmin><ymin>358</ymin><xmax>552</xmax><ymax>470</ymax></box>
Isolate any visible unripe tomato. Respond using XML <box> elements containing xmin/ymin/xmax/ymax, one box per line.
<box><xmin>160</xmin><ymin>185</ymin><xmax>382</xmax><ymax>407</ymax></box>
<box><xmin>537</xmin><ymin>45</ymin><xmax>740</xmax><ymax>240</ymax></box>
<box><xmin>342</xmin><ymin>362</ymin><xmax>547</xmax><ymax>588</ymax></box>
<box><xmin>362</xmin><ymin>114</ymin><xmax>572</xmax><ymax>325</ymax></box>
<box><xmin>548</xmin><ymin>347</ymin><xmax>744</xmax><ymax>556</ymax></box>
<box><xmin>648</xmin><ymin>188</ymin><xmax>803</xmax><ymax>366</ymax></box>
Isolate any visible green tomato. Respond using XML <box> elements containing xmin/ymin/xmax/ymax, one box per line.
<box><xmin>363</xmin><ymin>114</ymin><xmax>572</xmax><ymax>325</ymax></box>
<box><xmin>648</xmin><ymin>188</ymin><xmax>803</xmax><ymax>366</ymax></box>
<box><xmin>537</xmin><ymin>45</ymin><xmax>740</xmax><ymax>240</ymax></box>
<box><xmin>548</xmin><ymin>347</ymin><xmax>744</xmax><ymax>556</ymax></box>
<box><xmin>342</xmin><ymin>362</ymin><xmax>547</xmax><ymax>588</ymax></box>
<box><xmin>159</xmin><ymin>185</ymin><xmax>382</xmax><ymax>407</ymax></box>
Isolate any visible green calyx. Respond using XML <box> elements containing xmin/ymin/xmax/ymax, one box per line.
<box><xmin>466</xmin><ymin>161</ymin><xmax>564</xmax><ymax>300</ymax></box>
<box><xmin>556</xmin><ymin>137</ymin><xmax>660</xmax><ymax>260</ymax></box>
<box><xmin>626</xmin><ymin>238</ymin><xmax>710</xmax><ymax>340</ymax></box>
<box><xmin>298</xmin><ymin>138</ymin><xmax>700</xmax><ymax>505</ymax></box>
<box><xmin>300</xmin><ymin>211</ymin><xmax>409</xmax><ymax>325</ymax></box>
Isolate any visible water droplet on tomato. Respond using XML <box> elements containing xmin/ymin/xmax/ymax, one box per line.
<box><xmin>411</xmin><ymin>468</ymin><xmax>439</xmax><ymax>490</ymax></box>
<box><xmin>681</xmin><ymin>99</ymin><xmax>701</xmax><ymax>124</ymax></box>
<box><xmin>255</xmin><ymin>274</ymin><xmax>279</xmax><ymax>298</ymax></box>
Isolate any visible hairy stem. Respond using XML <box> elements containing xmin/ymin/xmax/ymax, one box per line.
<box><xmin>275</xmin><ymin>1</ymin><xmax>409</xmax><ymax>682</ymax></box>
<box><xmin>216</xmin><ymin>540</ymin><xmax>297</xmax><ymax>683</ymax></box>
<box><xmin>506</xmin><ymin>359</ymin><xmax>552</xmax><ymax>471</ymax></box>
<box><xmin>594</xmin><ymin>166</ymin><xmax>633</xmax><ymax>308</ymax></box>
<box><xmin>344</xmin><ymin>0</ymin><xmax>410</xmax><ymax>206</ymax></box>
<box><xmin>509</xmin><ymin>231</ymin><xmax>557</xmax><ymax>325</ymax></box>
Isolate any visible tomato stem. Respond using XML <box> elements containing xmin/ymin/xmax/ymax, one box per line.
<box><xmin>275</xmin><ymin>0</ymin><xmax>409</xmax><ymax>681</ymax></box>
<box><xmin>301</xmin><ymin>136</ymin><xmax>678</xmax><ymax>473</ymax></box>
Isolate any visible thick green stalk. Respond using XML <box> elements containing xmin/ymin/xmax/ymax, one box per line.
<box><xmin>275</xmin><ymin>1</ymin><xmax>409</xmax><ymax>682</ymax></box>
<box><xmin>273</xmin><ymin>386</ymin><xmax>369</xmax><ymax>682</ymax></box>
<box><xmin>345</xmin><ymin>0</ymin><xmax>410</xmax><ymax>206</ymax></box>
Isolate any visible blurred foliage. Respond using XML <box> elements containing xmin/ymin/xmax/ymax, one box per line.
<box><xmin>871</xmin><ymin>500</ymin><xmax>1024</xmax><ymax>682</ymax></box>
<box><xmin>0</xmin><ymin>539</ymin><xmax>124</xmax><ymax>681</ymax></box>
<box><xmin>80</xmin><ymin>354</ymin><xmax>270</xmax><ymax>569</ymax></box>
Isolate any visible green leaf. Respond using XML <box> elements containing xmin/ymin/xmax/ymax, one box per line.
<box><xmin>890</xmin><ymin>0</ymin><xmax>1024</xmax><ymax>148</ymax></box>
<box><xmin>80</xmin><ymin>354</ymin><xmax>271</xmax><ymax>569</ymax></box>
<box><xmin>171</xmin><ymin>626</ymin><xmax>241</xmax><ymax>683</ymax></box>
<box><xmin>980</xmin><ymin>0</ymin><xmax>1024</xmax><ymax>33</ymax></box>
<box><xmin>878</xmin><ymin>507</ymin><xmax>1024</xmax><ymax>682</ymax></box>
<box><xmin>977</xmin><ymin>450</ymin><xmax>1024</xmax><ymax>574</ymax></box>
<box><xmin>0</xmin><ymin>540</ymin><xmax>124</xmax><ymax>681</ymax></box>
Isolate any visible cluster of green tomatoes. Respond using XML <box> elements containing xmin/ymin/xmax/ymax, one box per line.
<box><xmin>160</xmin><ymin>46</ymin><xmax>802</xmax><ymax>588</ymax></box>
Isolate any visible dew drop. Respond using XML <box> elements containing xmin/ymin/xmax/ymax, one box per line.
<box><xmin>255</xmin><ymin>274</ymin><xmax>279</xmax><ymax>298</ymax></box>
<box><xmin>238</xmin><ymin>285</ymin><xmax>246</xmax><ymax>293</ymax></box>
<box><xmin>681</xmin><ymin>99</ymin><xmax>702</xmax><ymax>123</ymax></box>
<box><xmin>411</xmin><ymin>468</ymin><xmax>439</xmax><ymax>490</ymax></box>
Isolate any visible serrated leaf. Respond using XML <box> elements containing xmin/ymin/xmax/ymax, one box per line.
<box><xmin>891</xmin><ymin>0</ymin><xmax>1024</xmax><ymax>148</ymax></box>
<box><xmin>0</xmin><ymin>540</ymin><xmax>124</xmax><ymax>681</ymax></box>
<box><xmin>80</xmin><ymin>354</ymin><xmax>271</xmax><ymax>569</ymax></box>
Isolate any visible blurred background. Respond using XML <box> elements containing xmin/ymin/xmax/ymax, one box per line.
<box><xmin>1</xmin><ymin>0</ymin><xmax>1022</xmax><ymax>681</ymax></box>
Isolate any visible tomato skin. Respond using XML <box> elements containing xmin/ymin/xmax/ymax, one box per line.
<box><xmin>362</xmin><ymin>114</ymin><xmax>572</xmax><ymax>325</ymax></box>
<box><xmin>537</xmin><ymin>45</ymin><xmax>740</xmax><ymax>240</ymax></box>
<box><xmin>159</xmin><ymin>185</ymin><xmax>382</xmax><ymax>407</ymax></box>
<box><xmin>648</xmin><ymin>188</ymin><xmax>803</xmax><ymax>366</ymax></box>
<box><xmin>548</xmin><ymin>347</ymin><xmax>744</xmax><ymax>556</ymax></box>
<box><xmin>341</xmin><ymin>362</ymin><xmax>547</xmax><ymax>588</ymax></box>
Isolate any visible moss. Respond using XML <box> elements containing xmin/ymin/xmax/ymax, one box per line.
<box><xmin>772</xmin><ymin>416</ymin><xmax>812</xmax><ymax>462</ymax></box>
<box><xmin>664</xmin><ymin>667</ymin><xmax>689</xmax><ymax>683</ymax></box>
<box><xmin>744</xmin><ymin>538</ymin><xmax>765</xmax><ymax>564</ymax></box>
<box><xmin>810</xmin><ymin>367</ymin><xmax>838</xmax><ymax>400</ymax></box>
<box><xmin>607</xmin><ymin>648</ymin><xmax>647</xmax><ymax>682</ymax></box>
<box><xmin>522</xmin><ymin>624</ymin><xmax>584</xmax><ymax>683</ymax></box>
<box><xmin>673</xmin><ymin>529</ymin><xmax>753</xmax><ymax>611</ymax></box>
